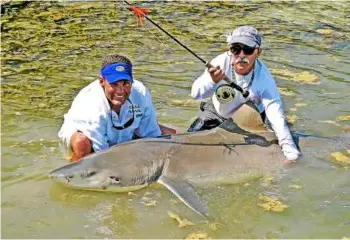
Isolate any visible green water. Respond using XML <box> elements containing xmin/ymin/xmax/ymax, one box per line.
<box><xmin>1</xmin><ymin>1</ymin><xmax>350</xmax><ymax>238</ymax></box>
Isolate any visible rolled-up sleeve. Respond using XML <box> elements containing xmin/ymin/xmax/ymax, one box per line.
<box><xmin>75</xmin><ymin>117</ymin><xmax>109</xmax><ymax>152</ymax></box>
<box><xmin>58</xmin><ymin>104</ymin><xmax>109</xmax><ymax>152</ymax></box>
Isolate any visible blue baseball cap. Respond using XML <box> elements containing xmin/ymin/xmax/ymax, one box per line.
<box><xmin>100</xmin><ymin>62</ymin><xmax>133</xmax><ymax>84</ymax></box>
<box><xmin>227</xmin><ymin>26</ymin><xmax>262</xmax><ymax>48</ymax></box>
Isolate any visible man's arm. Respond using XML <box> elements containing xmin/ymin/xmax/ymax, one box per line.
<box><xmin>58</xmin><ymin>97</ymin><xmax>110</xmax><ymax>154</ymax></box>
<box><xmin>261</xmin><ymin>88</ymin><xmax>300</xmax><ymax>162</ymax></box>
<box><xmin>191</xmin><ymin>69</ymin><xmax>218</xmax><ymax>99</ymax></box>
<box><xmin>159</xmin><ymin>124</ymin><xmax>177</xmax><ymax>135</ymax></box>
<box><xmin>191</xmin><ymin>53</ymin><xmax>229</xmax><ymax>100</ymax></box>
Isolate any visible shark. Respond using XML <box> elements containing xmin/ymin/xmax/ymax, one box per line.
<box><xmin>49</xmin><ymin>104</ymin><xmax>349</xmax><ymax>217</ymax></box>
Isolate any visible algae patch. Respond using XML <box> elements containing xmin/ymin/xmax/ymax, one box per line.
<box><xmin>295</xmin><ymin>103</ymin><xmax>308</xmax><ymax>108</ymax></box>
<box><xmin>272</xmin><ymin>69</ymin><xmax>319</xmax><ymax>84</ymax></box>
<box><xmin>168</xmin><ymin>99</ymin><xmax>201</xmax><ymax>108</ymax></box>
<box><xmin>316</xmin><ymin>29</ymin><xmax>334</xmax><ymax>35</ymax></box>
<box><xmin>289</xmin><ymin>184</ymin><xmax>303</xmax><ymax>190</ymax></box>
<box><xmin>337</xmin><ymin>115</ymin><xmax>350</xmax><ymax>122</ymax></box>
<box><xmin>168</xmin><ymin>211</ymin><xmax>195</xmax><ymax>228</ymax></box>
<box><xmin>293</xmin><ymin>71</ymin><xmax>319</xmax><ymax>84</ymax></box>
<box><xmin>287</xmin><ymin>113</ymin><xmax>298</xmax><ymax>125</ymax></box>
<box><xmin>185</xmin><ymin>232</ymin><xmax>209</xmax><ymax>240</ymax></box>
<box><xmin>330</xmin><ymin>151</ymin><xmax>350</xmax><ymax>165</ymax></box>
<box><xmin>278</xmin><ymin>87</ymin><xmax>297</xmax><ymax>97</ymax></box>
<box><xmin>258</xmin><ymin>195</ymin><xmax>288</xmax><ymax>212</ymax></box>
<box><xmin>260</xmin><ymin>176</ymin><xmax>275</xmax><ymax>187</ymax></box>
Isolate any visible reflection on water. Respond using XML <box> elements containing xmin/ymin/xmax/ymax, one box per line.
<box><xmin>1</xmin><ymin>1</ymin><xmax>350</xmax><ymax>238</ymax></box>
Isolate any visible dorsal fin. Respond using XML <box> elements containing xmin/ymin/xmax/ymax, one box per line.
<box><xmin>217</xmin><ymin>118</ymin><xmax>250</xmax><ymax>134</ymax></box>
<box><xmin>218</xmin><ymin>118</ymin><xmax>280</xmax><ymax>147</ymax></box>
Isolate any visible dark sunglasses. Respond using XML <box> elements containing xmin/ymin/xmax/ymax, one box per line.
<box><xmin>229</xmin><ymin>44</ymin><xmax>256</xmax><ymax>55</ymax></box>
<box><xmin>111</xmin><ymin>99</ymin><xmax>135</xmax><ymax>130</ymax></box>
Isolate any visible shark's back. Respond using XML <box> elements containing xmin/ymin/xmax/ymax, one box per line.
<box><xmin>160</xmin><ymin>119</ymin><xmax>283</xmax><ymax>184</ymax></box>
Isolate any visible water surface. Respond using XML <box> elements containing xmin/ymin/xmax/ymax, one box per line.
<box><xmin>1</xmin><ymin>1</ymin><xmax>350</xmax><ymax>238</ymax></box>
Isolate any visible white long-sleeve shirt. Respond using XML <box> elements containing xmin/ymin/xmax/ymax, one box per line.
<box><xmin>191</xmin><ymin>52</ymin><xmax>300</xmax><ymax>157</ymax></box>
<box><xmin>58</xmin><ymin>79</ymin><xmax>161</xmax><ymax>152</ymax></box>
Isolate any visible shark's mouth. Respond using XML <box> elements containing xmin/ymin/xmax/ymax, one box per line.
<box><xmin>52</xmin><ymin>175</ymin><xmax>149</xmax><ymax>193</ymax></box>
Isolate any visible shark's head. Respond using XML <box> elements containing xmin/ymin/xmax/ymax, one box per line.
<box><xmin>49</xmin><ymin>149</ymin><xmax>164</xmax><ymax>192</ymax></box>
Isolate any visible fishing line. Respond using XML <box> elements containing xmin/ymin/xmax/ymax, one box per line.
<box><xmin>122</xmin><ymin>1</ymin><xmax>250</xmax><ymax>99</ymax></box>
<box><xmin>143</xmin><ymin>24</ymin><xmax>174</xmax><ymax>55</ymax></box>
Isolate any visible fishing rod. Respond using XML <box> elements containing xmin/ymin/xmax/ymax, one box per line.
<box><xmin>123</xmin><ymin>1</ymin><xmax>250</xmax><ymax>99</ymax></box>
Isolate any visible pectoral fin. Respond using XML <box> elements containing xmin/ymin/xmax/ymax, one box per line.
<box><xmin>157</xmin><ymin>175</ymin><xmax>208</xmax><ymax>218</ymax></box>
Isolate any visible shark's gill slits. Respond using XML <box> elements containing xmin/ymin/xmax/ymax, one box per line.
<box><xmin>128</xmin><ymin>160</ymin><xmax>165</xmax><ymax>186</ymax></box>
<box><xmin>132</xmin><ymin>170</ymin><xmax>148</xmax><ymax>186</ymax></box>
<box><xmin>149</xmin><ymin>163</ymin><xmax>163</xmax><ymax>182</ymax></box>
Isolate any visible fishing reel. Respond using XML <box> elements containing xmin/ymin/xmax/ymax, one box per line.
<box><xmin>215</xmin><ymin>84</ymin><xmax>236</xmax><ymax>104</ymax></box>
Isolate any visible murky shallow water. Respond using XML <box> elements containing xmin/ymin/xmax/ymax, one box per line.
<box><xmin>1</xmin><ymin>1</ymin><xmax>350</xmax><ymax>238</ymax></box>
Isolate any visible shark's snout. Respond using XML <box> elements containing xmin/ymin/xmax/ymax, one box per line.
<box><xmin>49</xmin><ymin>161</ymin><xmax>79</xmax><ymax>179</ymax></box>
<box><xmin>48</xmin><ymin>159</ymin><xmax>132</xmax><ymax>192</ymax></box>
<box><xmin>48</xmin><ymin>171</ymin><xmax>74</xmax><ymax>186</ymax></box>
<box><xmin>49</xmin><ymin>166</ymin><xmax>78</xmax><ymax>185</ymax></box>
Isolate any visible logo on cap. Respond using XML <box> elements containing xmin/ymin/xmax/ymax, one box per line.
<box><xmin>116</xmin><ymin>66</ymin><xmax>125</xmax><ymax>72</ymax></box>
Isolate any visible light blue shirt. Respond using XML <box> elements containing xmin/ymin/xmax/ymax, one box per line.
<box><xmin>58</xmin><ymin>80</ymin><xmax>161</xmax><ymax>152</ymax></box>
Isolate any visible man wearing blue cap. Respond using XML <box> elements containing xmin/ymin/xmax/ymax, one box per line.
<box><xmin>58</xmin><ymin>54</ymin><xmax>175</xmax><ymax>162</ymax></box>
<box><xmin>189</xmin><ymin>26</ymin><xmax>300</xmax><ymax>164</ymax></box>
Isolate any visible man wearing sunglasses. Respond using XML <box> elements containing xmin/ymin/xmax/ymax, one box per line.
<box><xmin>189</xmin><ymin>26</ymin><xmax>300</xmax><ymax>164</ymax></box>
<box><xmin>58</xmin><ymin>54</ymin><xmax>175</xmax><ymax>162</ymax></box>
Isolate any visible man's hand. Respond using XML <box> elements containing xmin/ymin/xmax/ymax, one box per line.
<box><xmin>208</xmin><ymin>65</ymin><xmax>226</xmax><ymax>83</ymax></box>
<box><xmin>159</xmin><ymin>124</ymin><xmax>177</xmax><ymax>135</ymax></box>
<box><xmin>282</xmin><ymin>144</ymin><xmax>300</xmax><ymax>166</ymax></box>
<box><xmin>283</xmin><ymin>159</ymin><xmax>296</xmax><ymax>167</ymax></box>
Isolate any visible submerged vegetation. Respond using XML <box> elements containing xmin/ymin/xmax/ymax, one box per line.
<box><xmin>1</xmin><ymin>1</ymin><xmax>349</xmax><ymax>125</ymax></box>
<box><xmin>1</xmin><ymin>1</ymin><xmax>350</xmax><ymax>239</ymax></box>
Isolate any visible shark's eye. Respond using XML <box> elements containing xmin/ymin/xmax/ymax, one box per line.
<box><xmin>81</xmin><ymin>170</ymin><xmax>97</xmax><ymax>178</ymax></box>
<box><xmin>109</xmin><ymin>176</ymin><xmax>120</xmax><ymax>183</ymax></box>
